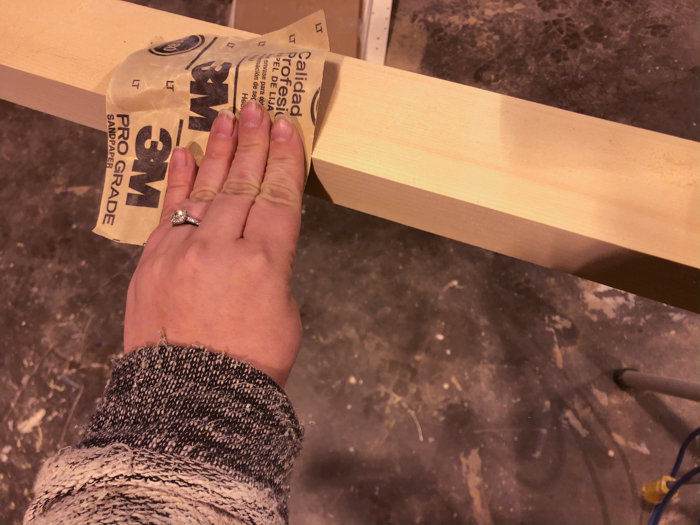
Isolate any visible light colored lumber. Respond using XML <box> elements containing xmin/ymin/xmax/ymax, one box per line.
<box><xmin>0</xmin><ymin>0</ymin><xmax>698</xmax><ymax>306</ymax></box>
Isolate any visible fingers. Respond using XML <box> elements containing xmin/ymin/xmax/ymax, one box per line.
<box><xmin>142</xmin><ymin>146</ymin><xmax>196</xmax><ymax>256</ymax></box>
<box><xmin>243</xmin><ymin>115</ymin><xmax>305</xmax><ymax>270</ymax></box>
<box><xmin>154</xmin><ymin>110</ymin><xmax>238</xmax><ymax>252</ymax></box>
<box><xmin>150</xmin><ymin>103</ymin><xmax>300</xmax><ymax>263</ymax></box>
<box><xmin>189</xmin><ymin>109</ymin><xmax>238</xmax><ymax>203</ymax></box>
<box><xmin>201</xmin><ymin>100</ymin><xmax>271</xmax><ymax>238</ymax></box>
<box><xmin>160</xmin><ymin>146</ymin><xmax>196</xmax><ymax>224</ymax></box>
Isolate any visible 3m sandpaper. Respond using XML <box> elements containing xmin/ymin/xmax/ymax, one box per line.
<box><xmin>94</xmin><ymin>12</ymin><xmax>329</xmax><ymax>245</ymax></box>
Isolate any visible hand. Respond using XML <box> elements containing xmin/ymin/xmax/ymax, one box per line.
<box><xmin>124</xmin><ymin>100</ymin><xmax>305</xmax><ymax>386</ymax></box>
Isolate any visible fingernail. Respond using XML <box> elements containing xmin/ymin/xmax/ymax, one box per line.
<box><xmin>171</xmin><ymin>147</ymin><xmax>187</xmax><ymax>168</ymax></box>
<box><xmin>240</xmin><ymin>99</ymin><xmax>264</xmax><ymax>127</ymax></box>
<box><xmin>272</xmin><ymin>115</ymin><xmax>293</xmax><ymax>141</ymax></box>
<box><xmin>212</xmin><ymin>109</ymin><xmax>236</xmax><ymax>136</ymax></box>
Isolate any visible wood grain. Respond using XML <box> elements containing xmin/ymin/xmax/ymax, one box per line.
<box><xmin>1</xmin><ymin>0</ymin><xmax>697</xmax><ymax>309</ymax></box>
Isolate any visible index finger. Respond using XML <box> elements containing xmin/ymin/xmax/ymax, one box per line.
<box><xmin>242</xmin><ymin>115</ymin><xmax>305</xmax><ymax>268</ymax></box>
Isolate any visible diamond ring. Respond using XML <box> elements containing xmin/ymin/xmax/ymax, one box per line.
<box><xmin>171</xmin><ymin>209</ymin><xmax>201</xmax><ymax>227</ymax></box>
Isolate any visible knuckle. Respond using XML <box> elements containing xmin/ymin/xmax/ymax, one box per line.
<box><xmin>269</xmin><ymin>145</ymin><xmax>302</xmax><ymax>164</ymax></box>
<box><xmin>265</xmin><ymin>158</ymin><xmax>303</xmax><ymax>182</ymax></box>
<box><xmin>180</xmin><ymin>239</ymin><xmax>210</xmax><ymax>272</ymax></box>
<box><xmin>189</xmin><ymin>186</ymin><xmax>218</xmax><ymax>202</ymax></box>
<box><xmin>167</xmin><ymin>180</ymin><xmax>191</xmax><ymax>194</ymax></box>
<box><xmin>220</xmin><ymin>177</ymin><xmax>260</xmax><ymax>200</ymax></box>
<box><xmin>257</xmin><ymin>180</ymin><xmax>300</xmax><ymax>207</ymax></box>
<box><xmin>244</xmin><ymin>247</ymin><xmax>274</xmax><ymax>275</ymax></box>
<box><xmin>148</xmin><ymin>253</ymin><xmax>168</xmax><ymax>280</ymax></box>
<box><xmin>235</xmin><ymin>138</ymin><xmax>269</xmax><ymax>156</ymax></box>
<box><xmin>137</xmin><ymin>252</ymin><xmax>168</xmax><ymax>287</ymax></box>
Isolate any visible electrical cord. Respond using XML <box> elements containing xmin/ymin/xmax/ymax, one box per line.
<box><xmin>647</xmin><ymin>426</ymin><xmax>700</xmax><ymax>525</ymax></box>
<box><xmin>671</xmin><ymin>427</ymin><xmax>700</xmax><ymax>477</ymax></box>
<box><xmin>648</xmin><ymin>466</ymin><xmax>700</xmax><ymax>525</ymax></box>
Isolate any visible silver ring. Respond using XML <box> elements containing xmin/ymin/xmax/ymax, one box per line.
<box><xmin>171</xmin><ymin>209</ymin><xmax>201</xmax><ymax>227</ymax></box>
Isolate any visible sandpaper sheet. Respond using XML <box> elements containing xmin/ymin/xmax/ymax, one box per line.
<box><xmin>94</xmin><ymin>12</ymin><xmax>329</xmax><ymax>245</ymax></box>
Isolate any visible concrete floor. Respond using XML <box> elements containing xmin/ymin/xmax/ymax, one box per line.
<box><xmin>1</xmin><ymin>0</ymin><xmax>698</xmax><ymax>523</ymax></box>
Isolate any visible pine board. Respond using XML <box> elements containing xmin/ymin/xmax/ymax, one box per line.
<box><xmin>0</xmin><ymin>0</ymin><xmax>697</xmax><ymax>310</ymax></box>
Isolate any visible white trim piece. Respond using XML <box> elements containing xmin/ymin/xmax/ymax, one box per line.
<box><xmin>227</xmin><ymin>0</ymin><xmax>237</xmax><ymax>28</ymax></box>
<box><xmin>360</xmin><ymin>0</ymin><xmax>392</xmax><ymax>64</ymax></box>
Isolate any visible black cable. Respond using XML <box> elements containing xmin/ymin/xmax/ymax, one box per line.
<box><xmin>674</xmin><ymin>477</ymin><xmax>700</xmax><ymax>485</ymax></box>
<box><xmin>671</xmin><ymin>427</ymin><xmax>700</xmax><ymax>477</ymax></box>
<box><xmin>648</xmin><ymin>466</ymin><xmax>700</xmax><ymax>525</ymax></box>
<box><xmin>647</xmin><ymin>426</ymin><xmax>700</xmax><ymax>525</ymax></box>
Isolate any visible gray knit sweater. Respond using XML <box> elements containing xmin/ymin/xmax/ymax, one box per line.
<box><xmin>23</xmin><ymin>345</ymin><xmax>303</xmax><ymax>525</ymax></box>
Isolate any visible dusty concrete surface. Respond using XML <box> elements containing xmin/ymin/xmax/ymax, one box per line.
<box><xmin>1</xmin><ymin>0</ymin><xmax>698</xmax><ymax>523</ymax></box>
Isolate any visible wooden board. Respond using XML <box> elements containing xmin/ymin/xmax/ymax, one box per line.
<box><xmin>0</xmin><ymin>0</ymin><xmax>698</xmax><ymax>311</ymax></box>
<box><xmin>233</xmin><ymin>0</ymin><xmax>360</xmax><ymax>57</ymax></box>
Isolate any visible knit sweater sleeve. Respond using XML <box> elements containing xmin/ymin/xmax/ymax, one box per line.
<box><xmin>23</xmin><ymin>345</ymin><xmax>304</xmax><ymax>525</ymax></box>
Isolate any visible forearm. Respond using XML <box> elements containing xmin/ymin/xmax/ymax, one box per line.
<box><xmin>24</xmin><ymin>345</ymin><xmax>303</xmax><ymax>525</ymax></box>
